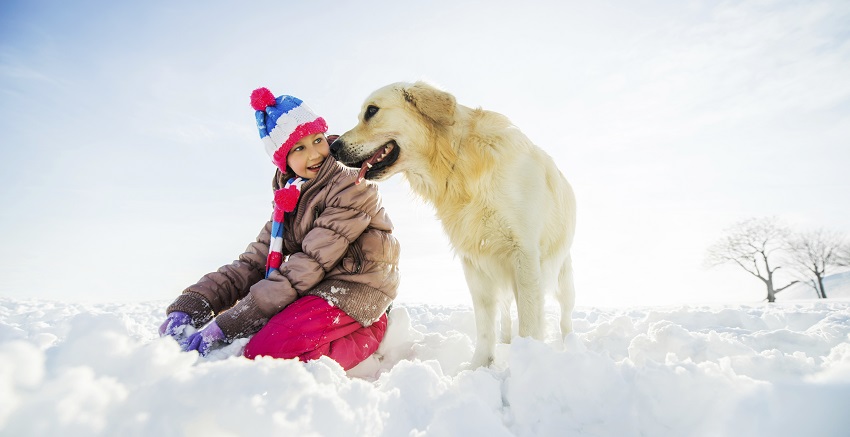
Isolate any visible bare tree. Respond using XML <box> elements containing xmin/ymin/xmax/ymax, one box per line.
<box><xmin>787</xmin><ymin>229</ymin><xmax>850</xmax><ymax>299</ymax></box>
<box><xmin>706</xmin><ymin>217</ymin><xmax>798</xmax><ymax>303</ymax></box>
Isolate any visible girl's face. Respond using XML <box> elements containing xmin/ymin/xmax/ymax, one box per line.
<box><xmin>287</xmin><ymin>133</ymin><xmax>329</xmax><ymax>179</ymax></box>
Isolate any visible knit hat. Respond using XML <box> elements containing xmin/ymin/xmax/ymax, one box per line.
<box><xmin>250</xmin><ymin>87</ymin><xmax>328</xmax><ymax>171</ymax></box>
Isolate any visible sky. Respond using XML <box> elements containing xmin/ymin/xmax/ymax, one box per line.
<box><xmin>1</xmin><ymin>0</ymin><xmax>849</xmax><ymax>308</ymax></box>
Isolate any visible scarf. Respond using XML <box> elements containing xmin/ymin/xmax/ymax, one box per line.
<box><xmin>265</xmin><ymin>177</ymin><xmax>306</xmax><ymax>278</ymax></box>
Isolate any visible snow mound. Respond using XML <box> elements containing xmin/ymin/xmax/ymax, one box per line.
<box><xmin>1</xmin><ymin>298</ymin><xmax>849</xmax><ymax>436</ymax></box>
<box><xmin>780</xmin><ymin>271</ymin><xmax>850</xmax><ymax>300</ymax></box>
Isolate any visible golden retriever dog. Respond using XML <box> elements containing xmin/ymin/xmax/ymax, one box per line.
<box><xmin>330</xmin><ymin>81</ymin><xmax>576</xmax><ymax>368</ymax></box>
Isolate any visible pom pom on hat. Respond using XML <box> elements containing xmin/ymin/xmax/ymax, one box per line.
<box><xmin>251</xmin><ymin>87</ymin><xmax>277</xmax><ymax>111</ymax></box>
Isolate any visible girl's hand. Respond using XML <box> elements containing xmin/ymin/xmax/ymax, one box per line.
<box><xmin>159</xmin><ymin>311</ymin><xmax>192</xmax><ymax>339</ymax></box>
<box><xmin>180</xmin><ymin>321</ymin><xmax>226</xmax><ymax>356</ymax></box>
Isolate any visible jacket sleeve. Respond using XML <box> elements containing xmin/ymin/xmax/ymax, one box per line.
<box><xmin>211</xmin><ymin>175</ymin><xmax>380</xmax><ymax>339</ymax></box>
<box><xmin>284</xmin><ymin>177</ymin><xmax>377</xmax><ymax>294</ymax></box>
<box><xmin>166</xmin><ymin>220</ymin><xmax>271</xmax><ymax>327</ymax></box>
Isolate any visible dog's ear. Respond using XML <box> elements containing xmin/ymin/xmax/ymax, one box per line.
<box><xmin>403</xmin><ymin>82</ymin><xmax>456</xmax><ymax>126</ymax></box>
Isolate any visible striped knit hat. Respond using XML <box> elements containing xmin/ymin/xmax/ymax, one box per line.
<box><xmin>250</xmin><ymin>87</ymin><xmax>328</xmax><ymax>171</ymax></box>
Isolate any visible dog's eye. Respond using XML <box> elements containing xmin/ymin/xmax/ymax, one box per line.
<box><xmin>365</xmin><ymin>105</ymin><xmax>379</xmax><ymax>121</ymax></box>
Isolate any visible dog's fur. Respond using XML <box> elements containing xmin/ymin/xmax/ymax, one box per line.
<box><xmin>332</xmin><ymin>82</ymin><xmax>577</xmax><ymax>368</ymax></box>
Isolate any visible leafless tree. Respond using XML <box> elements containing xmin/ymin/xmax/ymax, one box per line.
<box><xmin>706</xmin><ymin>217</ymin><xmax>798</xmax><ymax>303</ymax></box>
<box><xmin>787</xmin><ymin>229</ymin><xmax>850</xmax><ymax>299</ymax></box>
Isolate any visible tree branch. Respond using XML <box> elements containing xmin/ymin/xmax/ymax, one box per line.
<box><xmin>775</xmin><ymin>280</ymin><xmax>800</xmax><ymax>294</ymax></box>
<box><xmin>732</xmin><ymin>258</ymin><xmax>767</xmax><ymax>282</ymax></box>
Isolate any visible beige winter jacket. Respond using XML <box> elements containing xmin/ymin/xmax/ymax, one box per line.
<box><xmin>167</xmin><ymin>156</ymin><xmax>400</xmax><ymax>339</ymax></box>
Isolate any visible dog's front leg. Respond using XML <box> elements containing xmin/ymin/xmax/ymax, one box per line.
<box><xmin>462</xmin><ymin>257</ymin><xmax>497</xmax><ymax>369</ymax></box>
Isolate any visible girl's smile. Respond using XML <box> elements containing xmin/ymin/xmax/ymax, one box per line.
<box><xmin>287</xmin><ymin>133</ymin><xmax>330</xmax><ymax>179</ymax></box>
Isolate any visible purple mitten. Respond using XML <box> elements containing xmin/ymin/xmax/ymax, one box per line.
<box><xmin>159</xmin><ymin>311</ymin><xmax>192</xmax><ymax>338</ymax></box>
<box><xmin>181</xmin><ymin>321</ymin><xmax>226</xmax><ymax>356</ymax></box>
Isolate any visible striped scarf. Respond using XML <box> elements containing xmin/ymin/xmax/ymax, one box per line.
<box><xmin>265</xmin><ymin>177</ymin><xmax>306</xmax><ymax>278</ymax></box>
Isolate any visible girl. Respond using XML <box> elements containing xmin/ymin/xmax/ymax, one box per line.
<box><xmin>159</xmin><ymin>88</ymin><xmax>400</xmax><ymax>370</ymax></box>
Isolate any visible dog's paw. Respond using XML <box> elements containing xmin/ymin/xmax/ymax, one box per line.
<box><xmin>462</xmin><ymin>354</ymin><xmax>494</xmax><ymax>371</ymax></box>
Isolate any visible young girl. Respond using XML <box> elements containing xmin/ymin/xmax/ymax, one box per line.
<box><xmin>159</xmin><ymin>88</ymin><xmax>400</xmax><ymax>370</ymax></box>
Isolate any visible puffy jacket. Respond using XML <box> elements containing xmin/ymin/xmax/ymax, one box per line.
<box><xmin>167</xmin><ymin>156</ymin><xmax>400</xmax><ymax>339</ymax></box>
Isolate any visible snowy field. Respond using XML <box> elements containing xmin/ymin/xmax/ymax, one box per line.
<box><xmin>1</xmin><ymin>297</ymin><xmax>849</xmax><ymax>436</ymax></box>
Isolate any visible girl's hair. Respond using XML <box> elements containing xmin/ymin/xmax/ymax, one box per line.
<box><xmin>282</xmin><ymin>166</ymin><xmax>297</xmax><ymax>181</ymax></box>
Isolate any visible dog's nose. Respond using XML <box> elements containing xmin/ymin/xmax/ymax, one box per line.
<box><xmin>329</xmin><ymin>138</ymin><xmax>343</xmax><ymax>158</ymax></box>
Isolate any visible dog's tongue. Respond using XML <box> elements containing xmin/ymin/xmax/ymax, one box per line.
<box><xmin>355</xmin><ymin>145</ymin><xmax>392</xmax><ymax>185</ymax></box>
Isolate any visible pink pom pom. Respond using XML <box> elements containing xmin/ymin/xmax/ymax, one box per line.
<box><xmin>274</xmin><ymin>186</ymin><xmax>300</xmax><ymax>212</ymax></box>
<box><xmin>251</xmin><ymin>87</ymin><xmax>277</xmax><ymax>111</ymax></box>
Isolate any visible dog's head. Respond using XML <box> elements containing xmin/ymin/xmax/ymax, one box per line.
<box><xmin>331</xmin><ymin>81</ymin><xmax>457</xmax><ymax>183</ymax></box>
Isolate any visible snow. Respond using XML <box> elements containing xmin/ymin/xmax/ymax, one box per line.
<box><xmin>2</xmin><ymin>297</ymin><xmax>849</xmax><ymax>436</ymax></box>
<box><xmin>780</xmin><ymin>271</ymin><xmax>850</xmax><ymax>301</ymax></box>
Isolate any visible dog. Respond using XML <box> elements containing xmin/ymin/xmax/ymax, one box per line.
<box><xmin>330</xmin><ymin>81</ymin><xmax>576</xmax><ymax>368</ymax></box>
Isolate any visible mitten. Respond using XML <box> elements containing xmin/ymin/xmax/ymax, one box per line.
<box><xmin>159</xmin><ymin>311</ymin><xmax>192</xmax><ymax>339</ymax></box>
<box><xmin>181</xmin><ymin>321</ymin><xmax>226</xmax><ymax>356</ymax></box>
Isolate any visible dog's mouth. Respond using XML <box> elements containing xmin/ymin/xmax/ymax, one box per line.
<box><xmin>354</xmin><ymin>141</ymin><xmax>400</xmax><ymax>184</ymax></box>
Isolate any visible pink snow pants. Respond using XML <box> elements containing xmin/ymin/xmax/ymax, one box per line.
<box><xmin>243</xmin><ymin>295</ymin><xmax>387</xmax><ymax>370</ymax></box>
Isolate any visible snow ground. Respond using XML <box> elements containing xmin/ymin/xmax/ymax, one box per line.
<box><xmin>780</xmin><ymin>271</ymin><xmax>850</xmax><ymax>301</ymax></box>
<box><xmin>1</xmin><ymin>298</ymin><xmax>849</xmax><ymax>436</ymax></box>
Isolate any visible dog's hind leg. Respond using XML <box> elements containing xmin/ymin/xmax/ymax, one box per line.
<box><xmin>462</xmin><ymin>257</ymin><xmax>498</xmax><ymax>368</ymax></box>
<box><xmin>556</xmin><ymin>254</ymin><xmax>576</xmax><ymax>336</ymax></box>
<box><xmin>499</xmin><ymin>297</ymin><xmax>513</xmax><ymax>344</ymax></box>
<box><xmin>513</xmin><ymin>249</ymin><xmax>545</xmax><ymax>341</ymax></box>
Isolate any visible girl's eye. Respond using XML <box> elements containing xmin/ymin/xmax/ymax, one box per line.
<box><xmin>314</xmin><ymin>137</ymin><xmax>322</xmax><ymax>144</ymax></box>
<box><xmin>293</xmin><ymin>146</ymin><xmax>304</xmax><ymax>152</ymax></box>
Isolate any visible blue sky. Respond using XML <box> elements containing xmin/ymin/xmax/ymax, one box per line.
<box><xmin>1</xmin><ymin>0</ymin><xmax>849</xmax><ymax>307</ymax></box>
